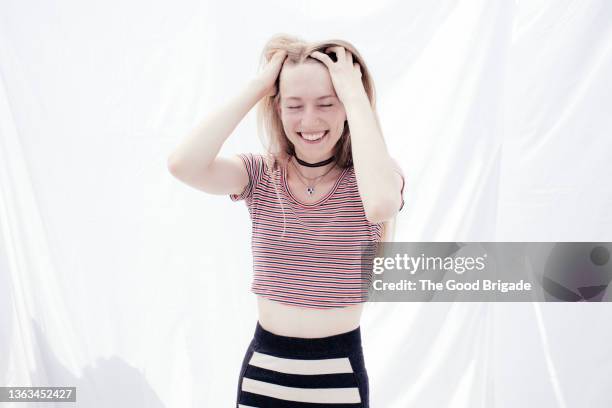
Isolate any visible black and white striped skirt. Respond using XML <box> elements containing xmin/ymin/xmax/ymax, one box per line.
<box><xmin>236</xmin><ymin>321</ymin><xmax>369</xmax><ymax>407</ymax></box>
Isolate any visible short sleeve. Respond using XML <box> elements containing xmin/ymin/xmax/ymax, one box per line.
<box><xmin>391</xmin><ymin>157</ymin><xmax>406</xmax><ymax>212</ymax></box>
<box><xmin>229</xmin><ymin>153</ymin><xmax>265</xmax><ymax>202</ymax></box>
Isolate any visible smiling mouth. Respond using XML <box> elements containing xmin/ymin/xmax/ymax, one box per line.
<box><xmin>298</xmin><ymin>130</ymin><xmax>329</xmax><ymax>143</ymax></box>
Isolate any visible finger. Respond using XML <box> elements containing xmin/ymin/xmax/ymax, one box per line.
<box><xmin>354</xmin><ymin>62</ymin><xmax>362</xmax><ymax>77</ymax></box>
<box><xmin>325</xmin><ymin>46</ymin><xmax>346</xmax><ymax>62</ymax></box>
<box><xmin>310</xmin><ymin>51</ymin><xmax>333</xmax><ymax>67</ymax></box>
<box><xmin>273</xmin><ymin>50</ymin><xmax>287</xmax><ymax>60</ymax></box>
<box><xmin>346</xmin><ymin>51</ymin><xmax>353</xmax><ymax>65</ymax></box>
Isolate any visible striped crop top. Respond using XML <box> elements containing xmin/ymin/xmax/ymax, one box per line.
<box><xmin>229</xmin><ymin>153</ymin><xmax>405</xmax><ymax>309</ymax></box>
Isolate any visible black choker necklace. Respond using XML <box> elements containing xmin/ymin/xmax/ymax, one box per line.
<box><xmin>294</xmin><ymin>154</ymin><xmax>336</xmax><ymax>168</ymax></box>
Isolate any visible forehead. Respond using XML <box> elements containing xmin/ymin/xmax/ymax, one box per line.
<box><xmin>279</xmin><ymin>60</ymin><xmax>336</xmax><ymax>101</ymax></box>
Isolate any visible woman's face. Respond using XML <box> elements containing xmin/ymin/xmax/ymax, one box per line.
<box><xmin>277</xmin><ymin>60</ymin><xmax>347</xmax><ymax>163</ymax></box>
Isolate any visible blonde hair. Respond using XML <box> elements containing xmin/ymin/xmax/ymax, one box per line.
<box><xmin>254</xmin><ymin>33</ymin><xmax>397</xmax><ymax>242</ymax></box>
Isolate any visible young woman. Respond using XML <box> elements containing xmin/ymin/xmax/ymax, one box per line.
<box><xmin>168</xmin><ymin>34</ymin><xmax>405</xmax><ymax>408</ymax></box>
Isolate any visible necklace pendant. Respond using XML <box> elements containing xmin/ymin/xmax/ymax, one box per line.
<box><xmin>307</xmin><ymin>187</ymin><xmax>315</xmax><ymax>195</ymax></box>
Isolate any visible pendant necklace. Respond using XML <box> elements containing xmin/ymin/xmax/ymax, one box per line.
<box><xmin>289</xmin><ymin>157</ymin><xmax>337</xmax><ymax>196</ymax></box>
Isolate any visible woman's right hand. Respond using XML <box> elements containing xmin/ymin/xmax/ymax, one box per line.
<box><xmin>255</xmin><ymin>50</ymin><xmax>288</xmax><ymax>98</ymax></box>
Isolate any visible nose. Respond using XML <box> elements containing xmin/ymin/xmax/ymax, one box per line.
<box><xmin>299</xmin><ymin>105</ymin><xmax>324</xmax><ymax>128</ymax></box>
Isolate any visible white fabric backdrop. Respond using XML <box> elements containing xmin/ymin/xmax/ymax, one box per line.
<box><xmin>1</xmin><ymin>0</ymin><xmax>611</xmax><ymax>406</ymax></box>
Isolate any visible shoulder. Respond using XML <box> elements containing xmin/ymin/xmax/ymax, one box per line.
<box><xmin>335</xmin><ymin>165</ymin><xmax>357</xmax><ymax>192</ymax></box>
<box><xmin>343</xmin><ymin>164</ymin><xmax>356</xmax><ymax>179</ymax></box>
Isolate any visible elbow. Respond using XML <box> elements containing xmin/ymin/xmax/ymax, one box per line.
<box><xmin>364</xmin><ymin>199</ymin><xmax>398</xmax><ymax>224</ymax></box>
<box><xmin>167</xmin><ymin>153</ymin><xmax>182</xmax><ymax>176</ymax></box>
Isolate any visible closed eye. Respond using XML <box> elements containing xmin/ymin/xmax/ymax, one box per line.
<box><xmin>287</xmin><ymin>104</ymin><xmax>333</xmax><ymax>109</ymax></box>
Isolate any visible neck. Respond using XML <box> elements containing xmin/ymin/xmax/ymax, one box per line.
<box><xmin>295</xmin><ymin>154</ymin><xmax>335</xmax><ymax>168</ymax></box>
<box><xmin>289</xmin><ymin>154</ymin><xmax>337</xmax><ymax>179</ymax></box>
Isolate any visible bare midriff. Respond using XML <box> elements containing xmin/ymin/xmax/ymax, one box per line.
<box><xmin>256</xmin><ymin>295</ymin><xmax>364</xmax><ymax>338</ymax></box>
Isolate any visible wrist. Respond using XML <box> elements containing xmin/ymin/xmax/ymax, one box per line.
<box><xmin>247</xmin><ymin>79</ymin><xmax>269</xmax><ymax>99</ymax></box>
<box><xmin>340</xmin><ymin>86</ymin><xmax>369</xmax><ymax>108</ymax></box>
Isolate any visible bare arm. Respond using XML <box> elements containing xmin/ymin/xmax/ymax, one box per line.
<box><xmin>167</xmin><ymin>50</ymin><xmax>287</xmax><ymax>195</ymax></box>
<box><xmin>343</xmin><ymin>88</ymin><xmax>404</xmax><ymax>223</ymax></box>
<box><xmin>167</xmin><ymin>80</ymin><xmax>267</xmax><ymax>195</ymax></box>
<box><xmin>309</xmin><ymin>47</ymin><xmax>403</xmax><ymax>223</ymax></box>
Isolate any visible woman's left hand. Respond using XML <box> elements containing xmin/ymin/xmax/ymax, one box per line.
<box><xmin>310</xmin><ymin>46</ymin><xmax>365</xmax><ymax>103</ymax></box>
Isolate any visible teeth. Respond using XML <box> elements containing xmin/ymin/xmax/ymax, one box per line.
<box><xmin>300</xmin><ymin>131</ymin><xmax>326</xmax><ymax>141</ymax></box>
